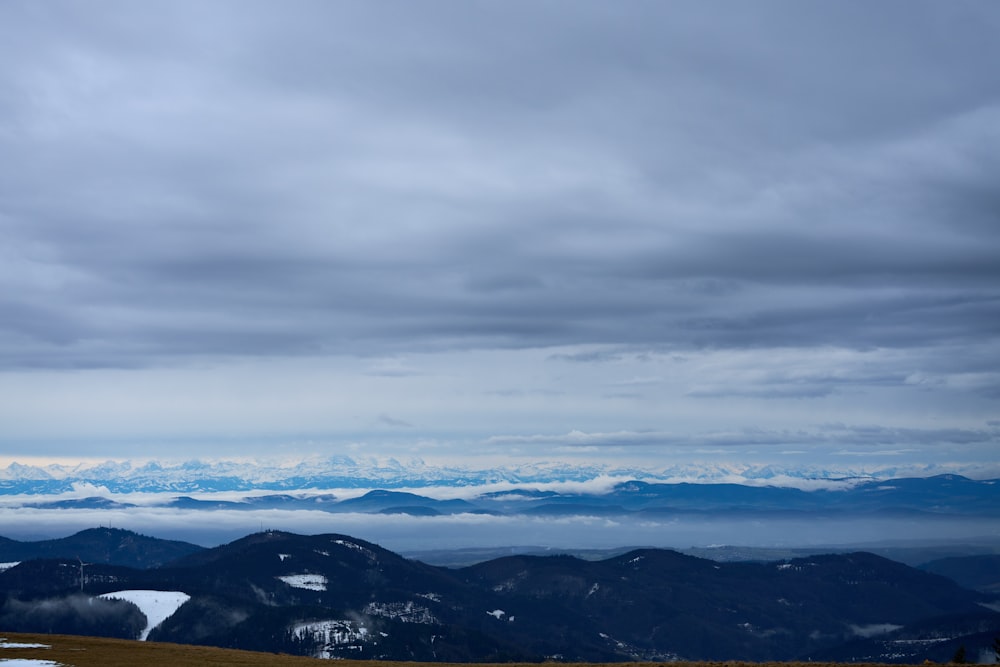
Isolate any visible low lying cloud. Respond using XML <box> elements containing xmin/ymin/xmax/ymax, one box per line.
<box><xmin>0</xmin><ymin>506</ymin><xmax>994</xmax><ymax>556</ymax></box>
<box><xmin>849</xmin><ymin>624</ymin><xmax>903</xmax><ymax>638</ymax></box>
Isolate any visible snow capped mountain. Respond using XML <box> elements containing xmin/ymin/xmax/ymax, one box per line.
<box><xmin>0</xmin><ymin>456</ymin><xmax>949</xmax><ymax>496</ymax></box>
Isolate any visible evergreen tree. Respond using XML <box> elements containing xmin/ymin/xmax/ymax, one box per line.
<box><xmin>951</xmin><ymin>645</ymin><xmax>967</xmax><ymax>664</ymax></box>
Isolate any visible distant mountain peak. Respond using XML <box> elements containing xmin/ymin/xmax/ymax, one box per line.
<box><xmin>1</xmin><ymin>456</ymin><xmax>991</xmax><ymax>496</ymax></box>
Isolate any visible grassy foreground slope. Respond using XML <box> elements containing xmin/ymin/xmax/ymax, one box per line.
<box><xmin>1</xmin><ymin>631</ymin><xmax>320</xmax><ymax>666</ymax></box>
<box><xmin>0</xmin><ymin>632</ymin><xmax>927</xmax><ymax>667</ymax></box>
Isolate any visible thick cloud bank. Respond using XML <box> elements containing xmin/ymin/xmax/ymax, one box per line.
<box><xmin>0</xmin><ymin>1</ymin><xmax>997</xmax><ymax>469</ymax></box>
<box><xmin>1</xmin><ymin>506</ymin><xmax>995</xmax><ymax>555</ymax></box>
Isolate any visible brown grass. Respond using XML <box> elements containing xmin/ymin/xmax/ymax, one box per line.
<box><xmin>0</xmin><ymin>632</ymin><xmax>929</xmax><ymax>667</ymax></box>
<box><xmin>1</xmin><ymin>632</ymin><xmax>321</xmax><ymax>666</ymax></box>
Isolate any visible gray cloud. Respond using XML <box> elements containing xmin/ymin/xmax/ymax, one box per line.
<box><xmin>0</xmin><ymin>1</ymin><xmax>997</xmax><ymax>465</ymax></box>
<box><xmin>2</xmin><ymin>505</ymin><xmax>995</xmax><ymax>552</ymax></box>
<box><xmin>484</xmin><ymin>424</ymin><xmax>1000</xmax><ymax>451</ymax></box>
<box><xmin>547</xmin><ymin>349</ymin><xmax>627</xmax><ymax>364</ymax></box>
<box><xmin>2</xmin><ymin>1</ymin><xmax>998</xmax><ymax>369</ymax></box>
<box><xmin>377</xmin><ymin>414</ymin><xmax>414</xmax><ymax>429</ymax></box>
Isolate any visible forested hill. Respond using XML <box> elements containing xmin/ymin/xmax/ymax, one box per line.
<box><xmin>1</xmin><ymin>529</ymin><xmax>997</xmax><ymax>663</ymax></box>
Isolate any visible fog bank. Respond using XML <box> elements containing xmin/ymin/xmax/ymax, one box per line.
<box><xmin>1</xmin><ymin>506</ymin><xmax>996</xmax><ymax>555</ymax></box>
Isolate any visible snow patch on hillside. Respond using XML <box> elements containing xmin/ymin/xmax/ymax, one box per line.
<box><xmin>0</xmin><ymin>640</ymin><xmax>50</xmax><ymax>649</ymax></box>
<box><xmin>334</xmin><ymin>539</ymin><xmax>376</xmax><ymax>559</ymax></box>
<box><xmin>99</xmin><ymin>590</ymin><xmax>190</xmax><ymax>640</ymax></box>
<box><xmin>278</xmin><ymin>573</ymin><xmax>327</xmax><ymax>591</ymax></box>
<box><xmin>365</xmin><ymin>601</ymin><xmax>437</xmax><ymax>624</ymax></box>
<box><xmin>0</xmin><ymin>638</ymin><xmax>61</xmax><ymax>667</ymax></box>
<box><xmin>291</xmin><ymin>619</ymin><xmax>371</xmax><ymax>658</ymax></box>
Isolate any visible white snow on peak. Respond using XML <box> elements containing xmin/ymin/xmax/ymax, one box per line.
<box><xmin>0</xmin><ymin>562</ymin><xmax>21</xmax><ymax>572</ymax></box>
<box><xmin>278</xmin><ymin>553</ymin><xmax>290</xmax><ymax>561</ymax></box>
<box><xmin>99</xmin><ymin>590</ymin><xmax>190</xmax><ymax>640</ymax></box>
<box><xmin>278</xmin><ymin>573</ymin><xmax>328</xmax><ymax>591</ymax></box>
<box><xmin>0</xmin><ymin>456</ymin><xmax>906</xmax><ymax>495</ymax></box>
<box><xmin>487</xmin><ymin>609</ymin><xmax>506</xmax><ymax>619</ymax></box>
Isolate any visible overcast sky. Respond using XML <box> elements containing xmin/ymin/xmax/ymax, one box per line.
<box><xmin>1</xmin><ymin>1</ymin><xmax>998</xmax><ymax>475</ymax></box>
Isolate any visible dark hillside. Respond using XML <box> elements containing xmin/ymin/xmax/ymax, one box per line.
<box><xmin>162</xmin><ymin>530</ymin><xmax>471</xmax><ymax>606</ymax></box>
<box><xmin>0</xmin><ymin>530</ymin><xmax>993</xmax><ymax>662</ymax></box>
<box><xmin>919</xmin><ymin>554</ymin><xmax>1000</xmax><ymax>593</ymax></box>
<box><xmin>0</xmin><ymin>558</ymin><xmax>139</xmax><ymax>597</ymax></box>
<box><xmin>0</xmin><ymin>527</ymin><xmax>204</xmax><ymax>568</ymax></box>
<box><xmin>458</xmin><ymin>549</ymin><xmax>990</xmax><ymax>661</ymax></box>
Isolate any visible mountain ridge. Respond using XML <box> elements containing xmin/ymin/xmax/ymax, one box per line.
<box><xmin>5</xmin><ymin>474</ymin><xmax>998</xmax><ymax>518</ymax></box>
<box><xmin>1</xmin><ymin>456</ymin><xmax>987</xmax><ymax>495</ymax></box>
<box><xmin>0</xmin><ymin>527</ymin><xmax>203</xmax><ymax>569</ymax></box>
<box><xmin>1</xmin><ymin>528</ymin><xmax>996</xmax><ymax>663</ymax></box>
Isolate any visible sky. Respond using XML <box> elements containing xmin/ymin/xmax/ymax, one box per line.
<box><xmin>1</xmin><ymin>1</ymin><xmax>999</xmax><ymax>477</ymax></box>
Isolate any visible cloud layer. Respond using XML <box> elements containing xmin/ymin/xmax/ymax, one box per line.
<box><xmin>1</xmin><ymin>505</ymin><xmax>994</xmax><ymax>554</ymax></box>
<box><xmin>0</xmin><ymin>1</ymin><xmax>997</xmax><ymax>466</ymax></box>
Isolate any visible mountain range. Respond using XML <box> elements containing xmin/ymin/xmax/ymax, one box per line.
<box><xmin>9</xmin><ymin>474</ymin><xmax>1000</xmax><ymax>519</ymax></box>
<box><xmin>0</xmin><ymin>456</ymin><xmax>985</xmax><ymax>495</ymax></box>
<box><xmin>1</xmin><ymin>527</ymin><xmax>997</xmax><ymax>663</ymax></box>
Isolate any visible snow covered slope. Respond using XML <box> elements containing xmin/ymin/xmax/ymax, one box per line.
<box><xmin>99</xmin><ymin>590</ymin><xmax>190</xmax><ymax>640</ymax></box>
